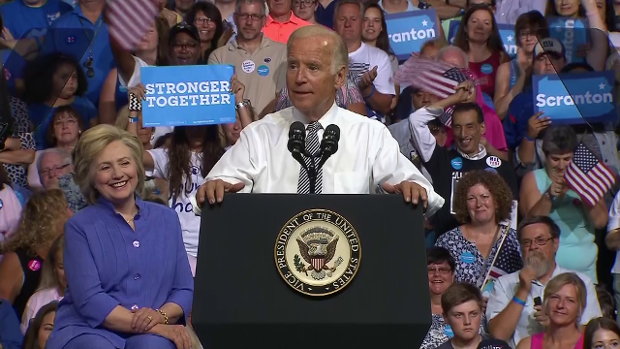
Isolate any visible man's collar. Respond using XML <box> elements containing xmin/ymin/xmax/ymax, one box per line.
<box><xmin>229</xmin><ymin>34</ymin><xmax>270</xmax><ymax>51</ymax></box>
<box><xmin>292</xmin><ymin>102</ymin><xmax>339</xmax><ymax>129</ymax></box>
<box><xmin>267</xmin><ymin>11</ymin><xmax>303</xmax><ymax>24</ymax></box>
<box><xmin>456</xmin><ymin>144</ymin><xmax>487</xmax><ymax>160</ymax></box>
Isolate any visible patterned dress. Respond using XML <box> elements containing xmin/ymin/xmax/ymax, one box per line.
<box><xmin>435</xmin><ymin>225</ymin><xmax>523</xmax><ymax>288</ymax></box>
<box><xmin>3</xmin><ymin>97</ymin><xmax>35</xmax><ymax>188</ymax></box>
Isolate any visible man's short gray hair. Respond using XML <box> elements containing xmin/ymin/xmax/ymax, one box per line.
<box><xmin>436</xmin><ymin>45</ymin><xmax>469</xmax><ymax>67</ymax></box>
<box><xmin>37</xmin><ymin>148</ymin><xmax>72</xmax><ymax>173</ymax></box>
<box><xmin>334</xmin><ymin>0</ymin><xmax>363</xmax><ymax>21</ymax></box>
<box><xmin>235</xmin><ymin>0</ymin><xmax>266</xmax><ymax>16</ymax></box>
<box><xmin>287</xmin><ymin>25</ymin><xmax>348</xmax><ymax>75</ymax></box>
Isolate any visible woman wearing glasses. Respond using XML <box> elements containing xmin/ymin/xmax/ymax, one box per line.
<box><xmin>186</xmin><ymin>2</ymin><xmax>225</xmax><ymax>64</ymax></box>
<box><xmin>420</xmin><ymin>247</ymin><xmax>488</xmax><ymax>349</ymax></box>
<box><xmin>292</xmin><ymin>0</ymin><xmax>318</xmax><ymax>24</ymax></box>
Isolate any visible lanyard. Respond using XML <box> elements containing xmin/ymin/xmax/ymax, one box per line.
<box><xmin>78</xmin><ymin>14</ymin><xmax>104</xmax><ymax>58</ymax></box>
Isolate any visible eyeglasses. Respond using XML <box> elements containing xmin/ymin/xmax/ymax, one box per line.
<box><xmin>172</xmin><ymin>42</ymin><xmax>199</xmax><ymax>50</ymax></box>
<box><xmin>427</xmin><ymin>266</ymin><xmax>452</xmax><ymax>274</ymax></box>
<box><xmin>236</xmin><ymin>13</ymin><xmax>265</xmax><ymax>21</ymax></box>
<box><xmin>293</xmin><ymin>0</ymin><xmax>316</xmax><ymax>6</ymax></box>
<box><xmin>195</xmin><ymin>17</ymin><xmax>216</xmax><ymax>25</ymax></box>
<box><xmin>39</xmin><ymin>164</ymin><xmax>70</xmax><ymax>178</ymax></box>
<box><xmin>520</xmin><ymin>236</ymin><xmax>554</xmax><ymax>248</ymax></box>
<box><xmin>83</xmin><ymin>56</ymin><xmax>94</xmax><ymax>78</ymax></box>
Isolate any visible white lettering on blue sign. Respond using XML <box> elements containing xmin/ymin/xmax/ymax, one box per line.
<box><xmin>536</xmin><ymin>91</ymin><xmax>613</xmax><ymax>107</ymax></box>
<box><xmin>144</xmin><ymin>81</ymin><xmax>232</xmax><ymax>108</ymax></box>
<box><xmin>388</xmin><ymin>28</ymin><xmax>436</xmax><ymax>43</ymax></box>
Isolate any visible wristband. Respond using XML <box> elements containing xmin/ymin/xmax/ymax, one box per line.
<box><xmin>235</xmin><ymin>99</ymin><xmax>251</xmax><ymax>111</ymax></box>
<box><xmin>460</xmin><ymin>8</ymin><xmax>465</xmax><ymax>16</ymax></box>
<box><xmin>512</xmin><ymin>296</ymin><xmax>526</xmax><ymax>306</ymax></box>
<box><xmin>524</xmin><ymin>134</ymin><xmax>535</xmax><ymax>142</ymax></box>
<box><xmin>129</xmin><ymin>117</ymin><xmax>139</xmax><ymax>123</ymax></box>
<box><xmin>363</xmin><ymin>84</ymin><xmax>376</xmax><ymax>99</ymax></box>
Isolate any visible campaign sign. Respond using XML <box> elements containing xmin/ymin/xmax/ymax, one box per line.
<box><xmin>532</xmin><ymin>71</ymin><xmax>616</xmax><ymax>125</ymax></box>
<box><xmin>447</xmin><ymin>21</ymin><xmax>517</xmax><ymax>58</ymax></box>
<box><xmin>385</xmin><ymin>9</ymin><xmax>439</xmax><ymax>60</ymax></box>
<box><xmin>547</xmin><ymin>17</ymin><xmax>589</xmax><ymax>64</ymax></box>
<box><xmin>140</xmin><ymin>65</ymin><xmax>236</xmax><ymax>127</ymax></box>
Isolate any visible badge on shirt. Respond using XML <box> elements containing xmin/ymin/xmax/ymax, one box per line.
<box><xmin>257</xmin><ymin>65</ymin><xmax>269</xmax><ymax>77</ymax></box>
<box><xmin>481</xmin><ymin>63</ymin><xmax>494</xmax><ymax>75</ymax></box>
<box><xmin>486</xmin><ymin>156</ymin><xmax>502</xmax><ymax>168</ymax></box>
<box><xmin>450</xmin><ymin>157</ymin><xmax>463</xmax><ymax>170</ymax></box>
<box><xmin>28</xmin><ymin>260</ymin><xmax>41</xmax><ymax>272</ymax></box>
<box><xmin>241</xmin><ymin>60</ymin><xmax>255</xmax><ymax>74</ymax></box>
<box><xmin>264</xmin><ymin>57</ymin><xmax>271</xmax><ymax>63</ymax></box>
<box><xmin>461</xmin><ymin>251</ymin><xmax>475</xmax><ymax>264</ymax></box>
<box><xmin>67</xmin><ymin>36</ymin><xmax>76</xmax><ymax>44</ymax></box>
<box><xmin>485</xmin><ymin>167</ymin><xmax>498</xmax><ymax>174</ymax></box>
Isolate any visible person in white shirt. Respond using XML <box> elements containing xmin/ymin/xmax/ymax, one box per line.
<box><xmin>195</xmin><ymin>24</ymin><xmax>444</xmax><ymax>215</ymax></box>
<box><xmin>333</xmin><ymin>0</ymin><xmax>395</xmax><ymax>119</ymax></box>
<box><xmin>605</xmin><ymin>190</ymin><xmax>620</xmax><ymax>322</ymax></box>
<box><xmin>486</xmin><ymin>215</ymin><xmax>602</xmax><ymax>347</ymax></box>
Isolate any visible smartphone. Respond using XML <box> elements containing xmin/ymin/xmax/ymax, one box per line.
<box><xmin>534</xmin><ymin>297</ymin><xmax>542</xmax><ymax>307</ymax></box>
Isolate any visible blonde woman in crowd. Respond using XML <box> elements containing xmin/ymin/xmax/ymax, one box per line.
<box><xmin>0</xmin><ymin>190</ymin><xmax>70</xmax><ymax>320</ymax></box>
<box><xmin>21</xmin><ymin>234</ymin><xmax>66</xmax><ymax>334</ymax></box>
<box><xmin>517</xmin><ymin>272</ymin><xmax>586</xmax><ymax>349</ymax></box>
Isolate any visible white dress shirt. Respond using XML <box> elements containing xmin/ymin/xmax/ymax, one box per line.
<box><xmin>204</xmin><ymin>103</ymin><xmax>445</xmax><ymax>217</ymax></box>
<box><xmin>486</xmin><ymin>265</ymin><xmax>602</xmax><ymax>347</ymax></box>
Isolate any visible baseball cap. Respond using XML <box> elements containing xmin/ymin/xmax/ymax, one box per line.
<box><xmin>477</xmin><ymin>338</ymin><xmax>511</xmax><ymax>349</ymax></box>
<box><xmin>534</xmin><ymin>37</ymin><xmax>566</xmax><ymax>60</ymax></box>
<box><xmin>169</xmin><ymin>22</ymin><xmax>200</xmax><ymax>43</ymax></box>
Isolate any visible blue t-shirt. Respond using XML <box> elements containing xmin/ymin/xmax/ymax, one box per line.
<box><xmin>504</xmin><ymin>89</ymin><xmax>535</xmax><ymax>151</ymax></box>
<box><xmin>29</xmin><ymin>96</ymin><xmax>97</xmax><ymax>149</ymax></box>
<box><xmin>43</xmin><ymin>5</ymin><xmax>115</xmax><ymax>106</ymax></box>
<box><xmin>0</xmin><ymin>0</ymin><xmax>71</xmax><ymax>39</ymax></box>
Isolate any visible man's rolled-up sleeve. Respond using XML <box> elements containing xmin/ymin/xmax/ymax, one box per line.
<box><xmin>486</xmin><ymin>277</ymin><xmax>512</xmax><ymax>321</ymax></box>
<box><xmin>372</xmin><ymin>126</ymin><xmax>445</xmax><ymax>217</ymax></box>
<box><xmin>63</xmin><ymin>219</ymin><xmax>120</xmax><ymax>328</ymax></box>
<box><xmin>204</xmin><ymin>127</ymin><xmax>259</xmax><ymax>192</ymax></box>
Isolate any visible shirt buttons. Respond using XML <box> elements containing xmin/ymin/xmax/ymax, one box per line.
<box><xmin>131</xmin><ymin>304</ymin><xmax>139</xmax><ymax>311</ymax></box>
<box><xmin>133</xmin><ymin>240</ymin><xmax>140</xmax><ymax>248</ymax></box>
<box><xmin>134</xmin><ymin>273</ymin><xmax>141</xmax><ymax>280</ymax></box>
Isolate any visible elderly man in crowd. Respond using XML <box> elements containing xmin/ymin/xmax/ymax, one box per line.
<box><xmin>36</xmin><ymin>148</ymin><xmax>72</xmax><ymax>190</ymax></box>
<box><xmin>486</xmin><ymin>216</ymin><xmax>602</xmax><ymax>347</ymax></box>
<box><xmin>195</xmin><ymin>25</ymin><xmax>444</xmax><ymax>216</ymax></box>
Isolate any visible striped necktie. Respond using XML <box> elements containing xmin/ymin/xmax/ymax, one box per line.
<box><xmin>297</xmin><ymin>122</ymin><xmax>323</xmax><ymax>194</ymax></box>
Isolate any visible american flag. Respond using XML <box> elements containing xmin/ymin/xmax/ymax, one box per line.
<box><xmin>480</xmin><ymin>225</ymin><xmax>522</xmax><ymax>293</ymax></box>
<box><xmin>393</xmin><ymin>56</ymin><xmax>470</xmax><ymax>127</ymax></box>
<box><xmin>565</xmin><ymin>142</ymin><xmax>617</xmax><ymax>207</ymax></box>
<box><xmin>106</xmin><ymin>0</ymin><xmax>159</xmax><ymax>51</ymax></box>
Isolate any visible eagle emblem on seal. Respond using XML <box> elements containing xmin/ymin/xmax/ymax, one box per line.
<box><xmin>295</xmin><ymin>227</ymin><xmax>341</xmax><ymax>280</ymax></box>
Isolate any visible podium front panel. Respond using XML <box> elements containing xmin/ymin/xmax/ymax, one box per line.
<box><xmin>193</xmin><ymin>194</ymin><xmax>431</xmax><ymax>348</ymax></box>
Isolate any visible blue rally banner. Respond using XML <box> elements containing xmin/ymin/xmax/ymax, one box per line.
<box><xmin>140</xmin><ymin>65</ymin><xmax>236</xmax><ymax>127</ymax></box>
<box><xmin>547</xmin><ymin>17</ymin><xmax>589</xmax><ymax>64</ymax></box>
<box><xmin>532</xmin><ymin>71</ymin><xmax>616</xmax><ymax>125</ymax></box>
<box><xmin>447</xmin><ymin>21</ymin><xmax>516</xmax><ymax>58</ymax></box>
<box><xmin>385</xmin><ymin>9</ymin><xmax>439</xmax><ymax>60</ymax></box>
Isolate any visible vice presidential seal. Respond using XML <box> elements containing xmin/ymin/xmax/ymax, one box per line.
<box><xmin>274</xmin><ymin>209</ymin><xmax>361</xmax><ymax>296</ymax></box>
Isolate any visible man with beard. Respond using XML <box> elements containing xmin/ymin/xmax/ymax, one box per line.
<box><xmin>485</xmin><ymin>216</ymin><xmax>601</xmax><ymax>347</ymax></box>
<box><xmin>208</xmin><ymin>0</ymin><xmax>287</xmax><ymax>117</ymax></box>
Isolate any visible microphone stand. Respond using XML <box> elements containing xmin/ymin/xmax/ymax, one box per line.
<box><xmin>307</xmin><ymin>152</ymin><xmax>319</xmax><ymax>195</ymax></box>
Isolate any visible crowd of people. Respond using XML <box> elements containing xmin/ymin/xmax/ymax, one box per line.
<box><xmin>1</xmin><ymin>0</ymin><xmax>620</xmax><ymax>347</ymax></box>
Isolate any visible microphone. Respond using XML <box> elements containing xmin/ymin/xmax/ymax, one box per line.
<box><xmin>288</xmin><ymin>120</ymin><xmax>310</xmax><ymax>172</ymax></box>
<box><xmin>319</xmin><ymin>124</ymin><xmax>340</xmax><ymax>168</ymax></box>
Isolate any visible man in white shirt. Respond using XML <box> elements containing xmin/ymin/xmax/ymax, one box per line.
<box><xmin>334</xmin><ymin>0</ymin><xmax>395</xmax><ymax>120</ymax></box>
<box><xmin>194</xmin><ymin>25</ymin><xmax>444</xmax><ymax>215</ymax></box>
<box><xmin>606</xmin><ymin>191</ymin><xmax>620</xmax><ymax>321</ymax></box>
<box><xmin>486</xmin><ymin>216</ymin><xmax>602</xmax><ymax>347</ymax></box>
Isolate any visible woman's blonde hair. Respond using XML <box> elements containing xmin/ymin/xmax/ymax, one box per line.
<box><xmin>3</xmin><ymin>190</ymin><xmax>67</xmax><ymax>255</ymax></box>
<box><xmin>72</xmin><ymin>124</ymin><xmax>146</xmax><ymax>204</ymax></box>
<box><xmin>37</xmin><ymin>234</ymin><xmax>64</xmax><ymax>292</ymax></box>
<box><xmin>543</xmin><ymin>272</ymin><xmax>587</xmax><ymax>324</ymax></box>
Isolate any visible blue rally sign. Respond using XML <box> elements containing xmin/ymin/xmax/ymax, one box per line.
<box><xmin>447</xmin><ymin>21</ymin><xmax>516</xmax><ymax>58</ymax></box>
<box><xmin>532</xmin><ymin>71</ymin><xmax>616</xmax><ymax>125</ymax></box>
<box><xmin>140</xmin><ymin>65</ymin><xmax>236</xmax><ymax>127</ymax></box>
<box><xmin>547</xmin><ymin>17</ymin><xmax>589</xmax><ymax>64</ymax></box>
<box><xmin>385</xmin><ymin>9</ymin><xmax>439</xmax><ymax>60</ymax></box>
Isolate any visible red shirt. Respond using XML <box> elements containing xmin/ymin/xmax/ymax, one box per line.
<box><xmin>262</xmin><ymin>12</ymin><xmax>312</xmax><ymax>44</ymax></box>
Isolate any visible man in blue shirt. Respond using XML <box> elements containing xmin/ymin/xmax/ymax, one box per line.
<box><xmin>43</xmin><ymin>0</ymin><xmax>113</xmax><ymax>106</ymax></box>
<box><xmin>0</xmin><ymin>0</ymin><xmax>71</xmax><ymax>40</ymax></box>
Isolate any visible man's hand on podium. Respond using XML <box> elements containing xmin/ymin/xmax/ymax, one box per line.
<box><xmin>196</xmin><ymin>179</ymin><xmax>245</xmax><ymax>206</ymax></box>
<box><xmin>382</xmin><ymin>181</ymin><xmax>428</xmax><ymax>210</ymax></box>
